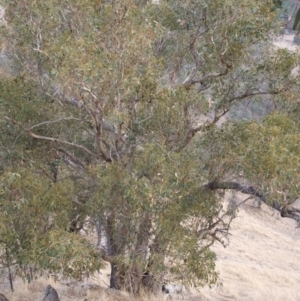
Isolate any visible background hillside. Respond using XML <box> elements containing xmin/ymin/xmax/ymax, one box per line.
<box><xmin>201</xmin><ymin>192</ymin><xmax>300</xmax><ymax>301</ymax></box>
<box><xmin>1</xmin><ymin>192</ymin><xmax>300</xmax><ymax>301</ymax></box>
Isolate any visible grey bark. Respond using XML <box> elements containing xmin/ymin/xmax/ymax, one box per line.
<box><xmin>205</xmin><ymin>181</ymin><xmax>300</xmax><ymax>225</ymax></box>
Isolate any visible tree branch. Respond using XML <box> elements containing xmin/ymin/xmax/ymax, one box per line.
<box><xmin>174</xmin><ymin>113</ymin><xmax>224</xmax><ymax>152</ymax></box>
<box><xmin>227</xmin><ymin>86</ymin><xmax>290</xmax><ymax>104</ymax></box>
<box><xmin>30</xmin><ymin>117</ymin><xmax>83</xmax><ymax>129</ymax></box>
<box><xmin>184</xmin><ymin>25</ymin><xmax>232</xmax><ymax>90</ymax></box>
<box><xmin>175</xmin><ymin>86</ymin><xmax>291</xmax><ymax>152</ymax></box>
<box><xmin>205</xmin><ymin>181</ymin><xmax>266</xmax><ymax>202</ymax></box>
<box><xmin>58</xmin><ymin>147</ymin><xmax>87</xmax><ymax>170</ymax></box>
<box><xmin>4</xmin><ymin>116</ymin><xmax>99</xmax><ymax>159</ymax></box>
<box><xmin>205</xmin><ymin>180</ymin><xmax>300</xmax><ymax>225</ymax></box>
<box><xmin>188</xmin><ymin>69</ymin><xmax>230</xmax><ymax>87</ymax></box>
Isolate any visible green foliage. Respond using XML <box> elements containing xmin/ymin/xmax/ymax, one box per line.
<box><xmin>0</xmin><ymin>170</ymin><xmax>102</xmax><ymax>280</ymax></box>
<box><xmin>206</xmin><ymin>113</ymin><xmax>300</xmax><ymax>202</ymax></box>
<box><xmin>1</xmin><ymin>0</ymin><xmax>300</xmax><ymax>292</ymax></box>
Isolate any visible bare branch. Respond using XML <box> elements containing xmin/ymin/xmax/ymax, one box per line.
<box><xmin>188</xmin><ymin>67</ymin><xmax>231</xmax><ymax>87</ymax></box>
<box><xmin>196</xmin><ymin>196</ymin><xmax>254</xmax><ymax>247</ymax></box>
<box><xmin>115</xmin><ymin>121</ymin><xmax>124</xmax><ymax>153</ymax></box>
<box><xmin>36</xmin><ymin>166</ymin><xmax>56</xmax><ymax>182</ymax></box>
<box><xmin>205</xmin><ymin>181</ymin><xmax>266</xmax><ymax>202</ymax></box>
<box><xmin>174</xmin><ymin>119</ymin><xmax>215</xmax><ymax>153</ymax></box>
<box><xmin>4</xmin><ymin>116</ymin><xmax>99</xmax><ymax>159</ymax></box>
<box><xmin>184</xmin><ymin>22</ymin><xmax>232</xmax><ymax>89</ymax></box>
<box><xmin>205</xmin><ymin>180</ymin><xmax>300</xmax><ymax>226</ymax></box>
<box><xmin>175</xmin><ymin>85</ymin><xmax>291</xmax><ymax>152</ymax></box>
<box><xmin>58</xmin><ymin>147</ymin><xmax>87</xmax><ymax>170</ymax></box>
<box><xmin>30</xmin><ymin>117</ymin><xmax>83</xmax><ymax>130</ymax></box>
<box><xmin>183</xmin><ymin>11</ymin><xmax>209</xmax><ymax>88</ymax></box>
<box><xmin>71</xmin><ymin>196</ymin><xmax>85</xmax><ymax>207</ymax></box>
<box><xmin>227</xmin><ymin>86</ymin><xmax>291</xmax><ymax>104</ymax></box>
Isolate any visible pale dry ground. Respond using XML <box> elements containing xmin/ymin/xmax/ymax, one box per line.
<box><xmin>1</xmin><ymin>192</ymin><xmax>300</xmax><ymax>301</ymax></box>
<box><xmin>273</xmin><ymin>32</ymin><xmax>299</xmax><ymax>52</ymax></box>
<box><xmin>199</xmin><ymin>192</ymin><xmax>300</xmax><ymax>301</ymax></box>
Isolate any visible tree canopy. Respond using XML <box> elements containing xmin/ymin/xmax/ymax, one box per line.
<box><xmin>1</xmin><ymin>0</ymin><xmax>300</xmax><ymax>293</ymax></box>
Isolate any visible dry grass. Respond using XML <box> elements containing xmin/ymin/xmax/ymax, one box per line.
<box><xmin>1</xmin><ymin>191</ymin><xmax>300</xmax><ymax>301</ymax></box>
<box><xmin>0</xmin><ymin>277</ymin><xmax>191</xmax><ymax>301</ymax></box>
<box><xmin>200</xmin><ymin>192</ymin><xmax>300</xmax><ymax>301</ymax></box>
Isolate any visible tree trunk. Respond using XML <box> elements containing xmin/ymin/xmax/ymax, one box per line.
<box><xmin>102</xmin><ymin>210</ymin><xmax>157</xmax><ymax>293</ymax></box>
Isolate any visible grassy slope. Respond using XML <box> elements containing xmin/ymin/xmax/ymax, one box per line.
<box><xmin>1</xmin><ymin>192</ymin><xmax>300</xmax><ymax>301</ymax></box>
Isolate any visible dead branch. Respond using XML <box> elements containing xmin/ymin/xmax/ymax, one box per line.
<box><xmin>196</xmin><ymin>197</ymin><xmax>255</xmax><ymax>247</ymax></box>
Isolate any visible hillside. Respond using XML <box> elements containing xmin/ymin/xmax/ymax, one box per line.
<box><xmin>200</xmin><ymin>192</ymin><xmax>300</xmax><ymax>301</ymax></box>
<box><xmin>1</xmin><ymin>192</ymin><xmax>300</xmax><ymax>301</ymax></box>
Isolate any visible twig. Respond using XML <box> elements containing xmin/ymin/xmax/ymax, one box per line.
<box><xmin>4</xmin><ymin>116</ymin><xmax>98</xmax><ymax>159</ymax></box>
<box><xmin>30</xmin><ymin>117</ymin><xmax>83</xmax><ymax>130</ymax></box>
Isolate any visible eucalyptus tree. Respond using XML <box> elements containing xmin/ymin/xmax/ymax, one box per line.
<box><xmin>1</xmin><ymin>0</ymin><xmax>300</xmax><ymax>293</ymax></box>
